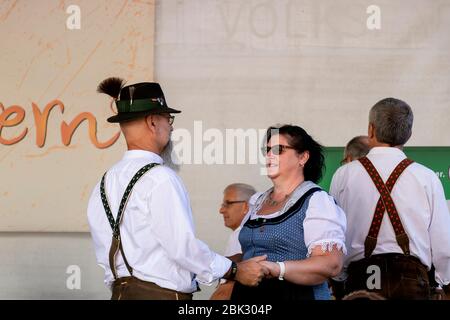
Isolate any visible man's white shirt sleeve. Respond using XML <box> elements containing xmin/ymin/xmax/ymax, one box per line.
<box><xmin>429</xmin><ymin>173</ymin><xmax>450</xmax><ymax>285</ymax></box>
<box><xmin>148</xmin><ymin>169</ymin><xmax>231</xmax><ymax>285</ymax></box>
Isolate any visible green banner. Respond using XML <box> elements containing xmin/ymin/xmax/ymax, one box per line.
<box><xmin>320</xmin><ymin>147</ymin><xmax>450</xmax><ymax>200</ymax></box>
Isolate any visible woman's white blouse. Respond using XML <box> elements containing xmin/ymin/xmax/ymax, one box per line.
<box><xmin>246</xmin><ymin>181</ymin><xmax>347</xmax><ymax>257</ymax></box>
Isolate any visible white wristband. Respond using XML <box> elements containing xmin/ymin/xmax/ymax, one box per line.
<box><xmin>276</xmin><ymin>261</ymin><xmax>285</xmax><ymax>280</ymax></box>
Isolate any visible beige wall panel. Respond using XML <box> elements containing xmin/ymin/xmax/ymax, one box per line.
<box><xmin>0</xmin><ymin>0</ymin><xmax>155</xmax><ymax>231</ymax></box>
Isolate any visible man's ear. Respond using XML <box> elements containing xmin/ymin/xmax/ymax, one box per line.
<box><xmin>146</xmin><ymin>115</ymin><xmax>156</xmax><ymax>129</ymax></box>
<box><xmin>368</xmin><ymin>123</ymin><xmax>375</xmax><ymax>139</ymax></box>
<box><xmin>242</xmin><ymin>202</ymin><xmax>249</xmax><ymax>215</ymax></box>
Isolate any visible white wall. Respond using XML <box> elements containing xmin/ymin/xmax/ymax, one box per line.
<box><xmin>154</xmin><ymin>0</ymin><xmax>450</xmax><ymax>292</ymax></box>
<box><xmin>0</xmin><ymin>0</ymin><xmax>449</xmax><ymax>299</ymax></box>
<box><xmin>0</xmin><ymin>233</ymin><xmax>108</xmax><ymax>299</ymax></box>
<box><xmin>0</xmin><ymin>232</ymin><xmax>215</xmax><ymax>299</ymax></box>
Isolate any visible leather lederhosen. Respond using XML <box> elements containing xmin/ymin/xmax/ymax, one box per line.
<box><xmin>342</xmin><ymin>157</ymin><xmax>431</xmax><ymax>300</ymax></box>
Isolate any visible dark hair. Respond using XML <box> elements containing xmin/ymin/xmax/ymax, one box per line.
<box><xmin>265</xmin><ymin>124</ymin><xmax>325</xmax><ymax>183</ymax></box>
<box><xmin>343</xmin><ymin>135</ymin><xmax>370</xmax><ymax>162</ymax></box>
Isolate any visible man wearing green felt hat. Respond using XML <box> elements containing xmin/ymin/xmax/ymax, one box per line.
<box><xmin>106</xmin><ymin>79</ymin><xmax>181</xmax><ymax>123</ymax></box>
<box><xmin>87</xmin><ymin>77</ymin><xmax>269</xmax><ymax>300</ymax></box>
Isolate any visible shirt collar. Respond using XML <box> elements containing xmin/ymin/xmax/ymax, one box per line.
<box><xmin>233</xmin><ymin>226</ymin><xmax>242</xmax><ymax>235</ymax></box>
<box><xmin>367</xmin><ymin>146</ymin><xmax>406</xmax><ymax>157</ymax></box>
<box><xmin>122</xmin><ymin>150</ymin><xmax>164</xmax><ymax>164</ymax></box>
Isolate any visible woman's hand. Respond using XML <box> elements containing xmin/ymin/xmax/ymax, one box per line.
<box><xmin>235</xmin><ymin>255</ymin><xmax>270</xmax><ymax>286</ymax></box>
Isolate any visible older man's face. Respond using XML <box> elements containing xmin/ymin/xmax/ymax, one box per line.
<box><xmin>147</xmin><ymin>113</ymin><xmax>173</xmax><ymax>154</ymax></box>
<box><xmin>219</xmin><ymin>188</ymin><xmax>248</xmax><ymax>231</ymax></box>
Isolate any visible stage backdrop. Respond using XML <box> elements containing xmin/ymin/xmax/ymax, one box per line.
<box><xmin>0</xmin><ymin>0</ymin><xmax>449</xmax><ymax>300</ymax></box>
<box><xmin>0</xmin><ymin>0</ymin><xmax>154</xmax><ymax>231</ymax></box>
<box><xmin>321</xmin><ymin>147</ymin><xmax>450</xmax><ymax>200</ymax></box>
<box><xmin>1</xmin><ymin>1</ymin><xmax>449</xmax><ymax>235</ymax></box>
<box><xmin>154</xmin><ymin>0</ymin><xmax>450</xmax><ymax>266</ymax></box>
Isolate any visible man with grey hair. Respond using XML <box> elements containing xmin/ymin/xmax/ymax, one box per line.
<box><xmin>210</xmin><ymin>183</ymin><xmax>257</xmax><ymax>299</ymax></box>
<box><xmin>330</xmin><ymin>97</ymin><xmax>450</xmax><ymax>299</ymax></box>
<box><xmin>219</xmin><ymin>183</ymin><xmax>257</xmax><ymax>257</ymax></box>
<box><xmin>341</xmin><ymin>135</ymin><xmax>370</xmax><ymax>164</ymax></box>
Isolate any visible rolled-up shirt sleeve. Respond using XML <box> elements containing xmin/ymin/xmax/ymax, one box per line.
<box><xmin>303</xmin><ymin>191</ymin><xmax>347</xmax><ymax>257</ymax></box>
<box><xmin>147</xmin><ymin>169</ymin><xmax>231</xmax><ymax>285</ymax></box>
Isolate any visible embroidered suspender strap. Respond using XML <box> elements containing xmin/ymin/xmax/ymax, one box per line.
<box><xmin>358</xmin><ymin>157</ymin><xmax>414</xmax><ymax>258</ymax></box>
<box><xmin>100</xmin><ymin>163</ymin><xmax>160</xmax><ymax>280</ymax></box>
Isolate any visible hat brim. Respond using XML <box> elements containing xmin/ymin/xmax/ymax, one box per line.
<box><xmin>107</xmin><ymin>107</ymin><xmax>181</xmax><ymax>123</ymax></box>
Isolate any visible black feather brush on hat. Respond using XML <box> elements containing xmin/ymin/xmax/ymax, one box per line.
<box><xmin>97</xmin><ymin>77</ymin><xmax>126</xmax><ymax>99</ymax></box>
<box><xmin>97</xmin><ymin>77</ymin><xmax>181</xmax><ymax>123</ymax></box>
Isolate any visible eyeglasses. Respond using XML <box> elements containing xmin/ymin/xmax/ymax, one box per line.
<box><xmin>220</xmin><ymin>200</ymin><xmax>246</xmax><ymax>208</ymax></box>
<box><xmin>157</xmin><ymin>114</ymin><xmax>175</xmax><ymax>125</ymax></box>
<box><xmin>165</xmin><ymin>115</ymin><xmax>175</xmax><ymax>125</ymax></box>
<box><xmin>261</xmin><ymin>145</ymin><xmax>295</xmax><ymax>156</ymax></box>
<box><xmin>146</xmin><ymin>114</ymin><xmax>175</xmax><ymax>125</ymax></box>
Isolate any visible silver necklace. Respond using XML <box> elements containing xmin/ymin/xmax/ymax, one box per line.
<box><xmin>265</xmin><ymin>182</ymin><xmax>303</xmax><ymax>207</ymax></box>
<box><xmin>265</xmin><ymin>191</ymin><xmax>289</xmax><ymax>206</ymax></box>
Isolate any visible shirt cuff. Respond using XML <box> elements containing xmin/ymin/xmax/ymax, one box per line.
<box><xmin>196</xmin><ymin>253</ymin><xmax>232</xmax><ymax>285</ymax></box>
<box><xmin>307</xmin><ymin>239</ymin><xmax>347</xmax><ymax>257</ymax></box>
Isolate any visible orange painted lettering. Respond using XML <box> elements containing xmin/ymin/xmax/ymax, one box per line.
<box><xmin>61</xmin><ymin>112</ymin><xmax>120</xmax><ymax>149</ymax></box>
<box><xmin>32</xmin><ymin>100</ymin><xmax>64</xmax><ymax>148</ymax></box>
<box><xmin>0</xmin><ymin>103</ymin><xmax>28</xmax><ymax>145</ymax></box>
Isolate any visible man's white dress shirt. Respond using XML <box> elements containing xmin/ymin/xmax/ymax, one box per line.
<box><xmin>87</xmin><ymin>150</ymin><xmax>231</xmax><ymax>293</ymax></box>
<box><xmin>223</xmin><ymin>227</ymin><xmax>242</xmax><ymax>257</ymax></box>
<box><xmin>330</xmin><ymin>147</ymin><xmax>450</xmax><ymax>286</ymax></box>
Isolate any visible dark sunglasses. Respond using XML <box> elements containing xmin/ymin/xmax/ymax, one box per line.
<box><xmin>261</xmin><ymin>145</ymin><xmax>295</xmax><ymax>156</ymax></box>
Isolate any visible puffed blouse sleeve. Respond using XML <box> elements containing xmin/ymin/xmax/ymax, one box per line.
<box><xmin>303</xmin><ymin>191</ymin><xmax>347</xmax><ymax>257</ymax></box>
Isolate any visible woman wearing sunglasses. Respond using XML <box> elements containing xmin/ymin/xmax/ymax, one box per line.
<box><xmin>231</xmin><ymin>124</ymin><xmax>347</xmax><ymax>300</ymax></box>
